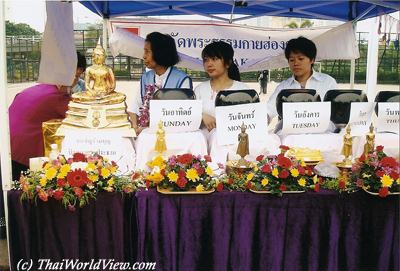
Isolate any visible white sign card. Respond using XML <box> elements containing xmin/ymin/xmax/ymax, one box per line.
<box><xmin>149</xmin><ymin>100</ymin><xmax>202</xmax><ymax>132</ymax></box>
<box><xmin>215</xmin><ymin>102</ymin><xmax>268</xmax><ymax>146</ymax></box>
<box><xmin>281</xmin><ymin>102</ymin><xmax>331</xmax><ymax>135</ymax></box>
<box><xmin>61</xmin><ymin>130</ymin><xmax>131</xmax><ymax>166</ymax></box>
<box><xmin>377</xmin><ymin>103</ymin><xmax>400</xmax><ymax>134</ymax></box>
<box><xmin>348</xmin><ymin>102</ymin><xmax>375</xmax><ymax>136</ymax></box>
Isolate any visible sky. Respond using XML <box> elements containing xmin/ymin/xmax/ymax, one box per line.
<box><xmin>4</xmin><ymin>0</ymin><xmax>399</xmax><ymax>33</ymax></box>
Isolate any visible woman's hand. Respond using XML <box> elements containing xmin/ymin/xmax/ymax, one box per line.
<box><xmin>202</xmin><ymin>113</ymin><xmax>216</xmax><ymax>131</ymax></box>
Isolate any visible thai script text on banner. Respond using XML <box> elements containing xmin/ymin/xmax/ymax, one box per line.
<box><xmin>109</xmin><ymin>19</ymin><xmax>358</xmax><ymax>72</ymax></box>
<box><xmin>149</xmin><ymin>100</ymin><xmax>202</xmax><ymax>132</ymax></box>
<box><xmin>282</xmin><ymin>102</ymin><xmax>331</xmax><ymax>135</ymax></box>
<box><xmin>377</xmin><ymin>103</ymin><xmax>399</xmax><ymax>134</ymax></box>
<box><xmin>215</xmin><ymin>103</ymin><xmax>268</xmax><ymax>146</ymax></box>
<box><xmin>348</xmin><ymin>102</ymin><xmax>375</xmax><ymax>136</ymax></box>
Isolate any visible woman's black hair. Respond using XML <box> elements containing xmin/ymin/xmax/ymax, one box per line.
<box><xmin>284</xmin><ymin>36</ymin><xmax>317</xmax><ymax>61</ymax></box>
<box><xmin>145</xmin><ymin>32</ymin><xmax>180</xmax><ymax>67</ymax></box>
<box><xmin>201</xmin><ymin>41</ymin><xmax>241</xmax><ymax>81</ymax></box>
<box><xmin>77</xmin><ymin>51</ymin><xmax>87</xmax><ymax>71</ymax></box>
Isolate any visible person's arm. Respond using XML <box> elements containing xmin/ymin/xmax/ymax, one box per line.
<box><xmin>128</xmin><ymin>112</ymin><xmax>144</xmax><ymax>135</ymax></box>
<box><xmin>202</xmin><ymin>113</ymin><xmax>216</xmax><ymax>131</ymax></box>
<box><xmin>266</xmin><ymin>84</ymin><xmax>283</xmax><ymax>122</ymax></box>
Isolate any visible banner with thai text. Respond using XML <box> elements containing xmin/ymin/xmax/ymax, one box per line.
<box><xmin>149</xmin><ymin>100</ymin><xmax>202</xmax><ymax>132</ymax></box>
<box><xmin>215</xmin><ymin>103</ymin><xmax>268</xmax><ymax>146</ymax></box>
<box><xmin>282</xmin><ymin>102</ymin><xmax>331</xmax><ymax>135</ymax></box>
<box><xmin>377</xmin><ymin>103</ymin><xmax>399</xmax><ymax>134</ymax></box>
<box><xmin>109</xmin><ymin>19</ymin><xmax>358</xmax><ymax>72</ymax></box>
<box><xmin>348</xmin><ymin>102</ymin><xmax>375</xmax><ymax>136</ymax></box>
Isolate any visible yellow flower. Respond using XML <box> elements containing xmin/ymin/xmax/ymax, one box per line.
<box><xmin>313</xmin><ymin>175</ymin><xmax>318</xmax><ymax>184</ymax></box>
<box><xmin>272</xmin><ymin>168</ymin><xmax>279</xmax><ymax>178</ymax></box>
<box><xmin>110</xmin><ymin>166</ymin><xmax>117</xmax><ymax>174</ymax></box>
<box><xmin>261</xmin><ymin>178</ymin><xmax>269</xmax><ymax>186</ymax></box>
<box><xmin>147</xmin><ymin>155</ymin><xmax>166</xmax><ymax>169</ymax></box>
<box><xmin>167</xmin><ymin>171</ymin><xmax>178</xmax><ymax>182</ymax></box>
<box><xmin>206</xmin><ymin>166</ymin><xmax>214</xmax><ymax>176</ymax></box>
<box><xmin>101</xmin><ymin>168</ymin><xmax>111</xmax><ymax>178</ymax></box>
<box><xmin>298</xmin><ymin>178</ymin><xmax>306</xmax><ymax>187</ymax></box>
<box><xmin>85</xmin><ymin>163</ymin><xmax>96</xmax><ymax>171</ymax></box>
<box><xmin>39</xmin><ymin>177</ymin><xmax>47</xmax><ymax>187</ymax></box>
<box><xmin>247</xmin><ymin>173</ymin><xmax>254</xmax><ymax>181</ymax></box>
<box><xmin>300</xmin><ymin>159</ymin><xmax>306</xmax><ymax>167</ymax></box>
<box><xmin>290</xmin><ymin>168</ymin><xmax>299</xmax><ymax>177</ymax></box>
<box><xmin>253</xmin><ymin>166</ymin><xmax>259</xmax><ymax>172</ymax></box>
<box><xmin>57</xmin><ymin>164</ymin><xmax>71</xmax><ymax>178</ymax></box>
<box><xmin>88</xmin><ymin>174</ymin><xmax>98</xmax><ymax>182</ymax></box>
<box><xmin>196</xmin><ymin>184</ymin><xmax>204</xmax><ymax>192</ymax></box>
<box><xmin>397</xmin><ymin>178</ymin><xmax>400</xmax><ymax>185</ymax></box>
<box><xmin>186</xmin><ymin>168</ymin><xmax>199</xmax><ymax>181</ymax></box>
<box><xmin>381</xmin><ymin>175</ymin><xmax>393</xmax><ymax>187</ymax></box>
<box><xmin>45</xmin><ymin>167</ymin><xmax>57</xmax><ymax>180</ymax></box>
<box><xmin>107</xmin><ymin>178</ymin><xmax>114</xmax><ymax>187</ymax></box>
<box><xmin>146</xmin><ymin>172</ymin><xmax>164</xmax><ymax>184</ymax></box>
<box><xmin>44</xmin><ymin>163</ymin><xmax>51</xmax><ymax>170</ymax></box>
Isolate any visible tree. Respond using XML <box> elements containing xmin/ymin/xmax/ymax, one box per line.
<box><xmin>286</xmin><ymin>19</ymin><xmax>314</xmax><ymax>29</ymax></box>
<box><xmin>286</xmin><ymin>21</ymin><xmax>299</xmax><ymax>29</ymax></box>
<box><xmin>6</xmin><ymin>21</ymin><xmax>41</xmax><ymax>36</ymax></box>
<box><xmin>300</xmin><ymin>20</ymin><xmax>314</xmax><ymax>28</ymax></box>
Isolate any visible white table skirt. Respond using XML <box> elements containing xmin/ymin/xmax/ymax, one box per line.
<box><xmin>134</xmin><ymin>128</ymin><xmax>208</xmax><ymax>170</ymax></box>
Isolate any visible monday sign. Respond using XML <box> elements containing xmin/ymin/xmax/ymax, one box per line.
<box><xmin>149</xmin><ymin>100</ymin><xmax>202</xmax><ymax>132</ymax></box>
<box><xmin>215</xmin><ymin>103</ymin><xmax>268</xmax><ymax>146</ymax></box>
<box><xmin>282</xmin><ymin>102</ymin><xmax>331</xmax><ymax>134</ymax></box>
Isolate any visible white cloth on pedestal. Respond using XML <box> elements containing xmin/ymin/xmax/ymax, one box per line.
<box><xmin>280</xmin><ymin>132</ymin><xmax>363</xmax><ymax>163</ymax></box>
<box><xmin>134</xmin><ymin>128</ymin><xmax>208</xmax><ymax>170</ymax></box>
<box><xmin>356</xmin><ymin>132</ymin><xmax>399</xmax><ymax>158</ymax></box>
<box><xmin>207</xmin><ymin>129</ymin><xmax>281</xmax><ymax>165</ymax></box>
<box><xmin>61</xmin><ymin>130</ymin><xmax>136</xmax><ymax>172</ymax></box>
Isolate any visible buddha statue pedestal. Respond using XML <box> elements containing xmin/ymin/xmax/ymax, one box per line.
<box><xmin>56</xmin><ymin>101</ymin><xmax>135</xmax><ymax>137</ymax></box>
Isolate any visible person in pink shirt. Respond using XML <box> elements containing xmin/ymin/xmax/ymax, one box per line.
<box><xmin>8</xmin><ymin>52</ymin><xmax>86</xmax><ymax>179</ymax></box>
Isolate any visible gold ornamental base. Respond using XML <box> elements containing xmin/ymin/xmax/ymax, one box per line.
<box><xmin>226</xmin><ymin>159</ymin><xmax>255</xmax><ymax>175</ymax></box>
<box><xmin>56</xmin><ymin>101</ymin><xmax>134</xmax><ymax>136</ymax></box>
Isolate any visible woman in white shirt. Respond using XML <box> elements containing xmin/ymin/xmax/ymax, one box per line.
<box><xmin>194</xmin><ymin>41</ymin><xmax>249</xmax><ymax>131</ymax></box>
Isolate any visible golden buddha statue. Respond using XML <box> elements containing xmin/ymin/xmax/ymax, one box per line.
<box><xmin>340</xmin><ymin>125</ymin><xmax>353</xmax><ymax>166</ymax></box>
<box><xmin>236</xmin><ymin>123</ymin><xmax>250</xmax><ymax>167</ymax></box>
<box><xmin>57</xmin><ymin>43</ymin><xmax>133</xmax><ymax>134</ymax></box>
<box><xmin>363</xmin><ymin>123</ymin><xmax>375</xmax><ymax>156</ymax></box>
<box><xmin>154</xmin><ymin>121</ymin><xmax>167</xmax><ymax>153</ymax></box>
<box><xmin>72</xmin><ymin>43</ymin><xmax>125</xmax><ymax>105</ymax></box>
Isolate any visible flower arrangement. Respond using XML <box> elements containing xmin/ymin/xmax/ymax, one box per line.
<box><xmin>350</xmin><ymin>146</ymin><xmax>400</xmax><ymax>197</ymax></box>
<box><xmin>138</xmin><ymin>84</ymin><xmax>159</xmax><ymax>128</ymax></box>
<box><xmin>217</xmin><ymin>171</ymin><xmax>255</xmax><ymax>192</ymax></box>
<box><xmin>17</xmin><ymin>153</ymin><xmax>144</xmax><ymax>210</ymax></box>
<box><xmin>145</xmin><ymin>154</ymin><xmax>216</xmax><ymax>192</ymax></box>
<box><xmin>248</xmin><ymin>150</ymin><xmax>321</xmax><ymax>195</ymax></box>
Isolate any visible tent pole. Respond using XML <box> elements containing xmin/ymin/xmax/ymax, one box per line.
<box><xmin>103</xmin><ymin>18</ymin><xmax>108</xmax><ymax>51</ymax></box>
<box><xmin>0</xmin><ymin>2</ymin><xmax>13</xmax><ymax>270</ymax></box>
<box><xmin>366</xmin><ymin>17</ymin><xmax>379</xmax><ymax>101</ymax></box>
<box><xmin>350</xmin><ymin>22</ymin><xmax>357</xmax><ymax>89</ymax></box>
<box><xmin>0</xmin><ymin>0</ymin><xmax>12</xmax><ymax>191</ymax></box>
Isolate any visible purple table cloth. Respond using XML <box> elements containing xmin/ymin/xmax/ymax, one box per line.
<box><xmin>7</xmin><ymin>191</ymin><xmax>137</xmax><ymax>271</ymax></box>
<box><xmin>136</xmin><ymin>190</ymin><xmax>399</xmax><ymax>271</ymax></box>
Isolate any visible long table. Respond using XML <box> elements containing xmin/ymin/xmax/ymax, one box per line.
<box><xmin>8</xmin><ymin>190</ymin><xmax>399</xmax><ymax>271</ymax></box>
